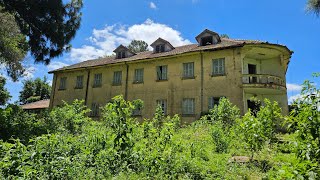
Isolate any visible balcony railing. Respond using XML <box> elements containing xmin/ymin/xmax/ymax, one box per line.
<box><xmin>242</xmin><ymin>74</ymin><xmax>286</xmax><ymax>87</ymax></box>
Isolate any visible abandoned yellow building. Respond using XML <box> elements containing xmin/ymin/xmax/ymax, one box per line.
<box><xmin>49</xmin><ymin>29</ymin><xmax>292</xmax><ymax>122</ymax></box>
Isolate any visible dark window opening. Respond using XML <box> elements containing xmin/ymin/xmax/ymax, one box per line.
<box><xmin>247</xmin><ymin>100</ymin><xmax>260</xmax><ymax>117</ymax></box>
<box><xmin>248</xmin><ymin>64</ymin><xmax>257</xmax><ymax>83</ymax></box>
<box><xmin>155</xmin><ymin>44</ymin><xmax>165</xmax><ymax>53</ymax></box>
<box><xmin>117</xmin><ymin>51</ymin><xmax>126</xmax><ymax>59</ymax></box>
<box><xmin>157</xmin><ymin>65</ymin><xmax>167</xmax><ymax>80</ymax></box>
<box><xmin>201</xmin><ymin>36</ymin><xmax>213</xmax><ymax>46</ymax></box>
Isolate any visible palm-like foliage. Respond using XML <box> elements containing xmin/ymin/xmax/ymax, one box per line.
<box><xmin>307</xmin><ymin>0</ymin><xmax>320</xmax><ymax>16</ymax></box>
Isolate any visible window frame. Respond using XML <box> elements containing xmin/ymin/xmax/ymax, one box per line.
<box><xmin>112</xmin><ymin>71</ymin><xmax>122</xmax><ymax>86</ymax></box>
<box><xmin>182</xmin><ymin>62</ymin><xmax>195</xmax><ymax>79</ymax></box>
<box><xmin>75</xmin><ymin>75</ymin><xmax>84</xmax><ymax>89</ymax></box>
<box><xmin>182</xmin><ymin>98</ymin><xmax>195</xmax><ymax>116</ymax></box>
<box><xmin>133</xmin><ymin>68</ymin><xmax>144</xmax><ymax>84</ymax></box>
<box><xmin>212</xmin><ymin>58</ymin><xmax>225</xmax><ymax>76</ymax></box>
<box><xmin>156</xmin><ymin>99</ymin><xmax>167</xmax><ymax>115</ymax></box>
<box><xmin>155</xmin><ymin>44</ymin><xmax>165</xmax><ymax>53</ymax></box>
<box><xmin>117</xmin><ymin>51</ymin><xmax>126</xmax><ymax>59</ymax></box>
<box><xmin>208</xmin><ymin>96</ymin><xmax>225</xmax><ymax>110</ymax></box>
<box><xmin>58</xmin><ymin>77</ymin><xmax>67</xmax><ymax>90</ymax></box>
<box><xmin>93</xmin><ymin>73</ymin><xmax>102</xmax><ymax>88</ymax></box>
<box><xmin>90</xmin><ymin>103</ymin><xmax>99</xmax><ymax>117</ymax></box>
<box><xmin>201</xmin><ymin>36</ymin><xmax>213</xmax><ymax>46</ymax></box>
<box><xmin>156</xmin><ymin>65</ymin><xmax>168</xmax><ymax>81</ymax></box>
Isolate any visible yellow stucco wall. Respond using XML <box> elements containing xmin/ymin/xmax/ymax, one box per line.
<box><xmin>50</xmin><ymin>45</ymin><xmax>290</xmax><ymax>123</ymax></box>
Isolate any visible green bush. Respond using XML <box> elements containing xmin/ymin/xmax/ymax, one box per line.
<box><xmin>207</xmin><ymin>97</ymin><xmax>240</xmax><ymax>129</ymax></box>
<box><xmin>239</xmin><ymin>111</ymin><xmax>266</xmax><ymax>160</ymax></box>
<box><xmin>0</xmin><ymin>93</ymin><xmax>318</xmax><ymax>179</ymax></box>
<box><xmin>211</xmin><ymin>121</ymin><xmax>229</xmax><ymax>153</ymax></box>
<box><xmin>50</xmin><ymin>99</ymin><xmax>90</xmax><ymax>134</ymax></box>
<box><xmin>0</xmin><ymin>104</ymin><xmax>47</xmax><ymax>143</ymax></box>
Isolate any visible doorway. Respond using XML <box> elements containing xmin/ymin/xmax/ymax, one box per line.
<box><xmin>247</xmin><ymin>100</ymin><xmax>260</xmax><ymax>116</ymax></box>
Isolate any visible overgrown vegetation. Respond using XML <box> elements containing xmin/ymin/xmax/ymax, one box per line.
<box><xmin>0</xmin><ymin>77</ymin><xmax>319</xmax><ymax>179</ymax></box>
<box><xmin>19</xmin><ymin>76</ymin><xmax>51</xmax><ymax>104</ymax></box>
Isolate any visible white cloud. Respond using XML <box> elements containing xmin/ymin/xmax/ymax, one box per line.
<box><xmin>69</xmin><ymin>19</ymin><xmax>191</xmax><ymax>63</ymax></box>
<box><xmin>47</xmin><ymin>79</ymin><xmax>53</xmax><ymax>86</ymax></box>
<box><xmin>287</xmin><ymin>83</ymin><xmax>302</xmax><ymax>92</ymax></box>
<box><xmin>149</xmin><ymin>2</ymin><xmax>157</xmax><ymax>9</ymax></box>
<box><xmin>23</xmin><ymin>66</ymin><xmax>36</xmax><ymax>79</ymax></box>
<box><xmin>47</xmin><ymin>61</ymin><xmax>69</xmax><ymax>71</ymax></box>
<box><xmin>288</xmin><ymin>94</ymin><xmax>303</xmax><ymax>104</ymax></box>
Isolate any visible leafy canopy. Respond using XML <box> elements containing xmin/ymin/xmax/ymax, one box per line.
<box><xmin>289</xmin><ymin>75</ymin><xmax>320</xmax><ymax>163</ymax></box>
<box><xmin>0</xmin><ymin>8</ymin><xmax>28</xmax><ymax>81</ymax></box>
<box><xmin>0</xmin><ymin>0</ymin><xmax>83</xmax><ymax>64</ymax></box>
<box><xmin>307</xmin><ymin>0</ymin><xmax>320</xmax><ymax>16</ymax></box>
<box><xmin>19</xmin><ymin>76</ymin><xmax>51</xmax><ymax>104</ymax></box>
<box><xmin>127</xmin><ymin>40</ymin><xmax>149</xmax><ymax>53</ymax></box>
<box><xmin>0</xmin><ymin>76</ymin><xmax>10</xmax><ymax>106</ymax></box>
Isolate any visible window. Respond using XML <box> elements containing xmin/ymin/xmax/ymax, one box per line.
<box><xmin>75</xmin><ymin>75</ymin><xmax>83</xmax><ymax>89</ymax></box>
<box><xmin>117</xmin><ymin>51</ymin><xmax>126</xmax><ymax>59</ymax></box>
<box><xmin>156</xmin><ymin>99</ymin><xmax>167</xmax><ymax>115</ymax></box>
<box><xmin>183</xmin><ymin>62</ymin><xmax>194</xmax><ymax>78</ymax></box>
<box><xmin>90</xmin><ymin>103</ymin><xmax>99</xmax><ymax>117</ymax></box>
<box><xmin>201</xmin><ymin>36</ymin><xmax>213</xmax><ymax>46</ymax></box>
<box><xmin>182</xmin><ymin>98</ymin><xmax>195</xmax><ymax>115</ymax></box>
<box><xmin>155</xmin><ymin>44</ymin><xmax>165</xmax><ymax>53</ymax></box>
<box><xmin>134</xmin><ymin>68</ymin><xmax>144</xmax><ymax>83</ymax></box>
<box><xmin>59</xmin><ymin>77</ymin><xmax>67</xmax><ymax>90</ymax></box>
<box><xmin>212</xmin><ymin>58</ymin><xmax>225</xmax><ymax>76</ymax></box>
<box><xmin>113</xmin><ymin>71</ymin><xmax>122</xmax><ymax>85</ymax></box>
<box><xmin>208</xmin><ymin>97</ymin><xmax>225</xmax><ymax>110</ymax></box>
<box><xmin>93</xmin><ymin>73</ymin><xmax>102</xmax><ymax>87</ymax></box>
<box><xmin>156</xmin><ymin>65</ymin><xmax>168</xmax><ymax>81</ymax></box>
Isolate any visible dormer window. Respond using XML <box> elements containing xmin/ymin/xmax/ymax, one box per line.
<box><xmin>155</xmin><ymin>44</ymin><xmax>165</xmax><ymax>53</ymax></box>
<box><xmin>151</xmin><ymin>38</ymin><xmax>174</xmax><ymax>53</ymax></box>
<box><xmin>201</xmin><ymin>36</ymin><xmax>213</xmax><ymax>46</ymax></box>
<box><xmin>113</xmin><ymin>44</ymin><xmax>136</xmax><ymax>59</ymax></box>
<box><xmin>117</xmin><ymin>51</ymin><xmax>126</xmax><ymax>59</ymax></box>
<box><xmin>196</xmin><ymin>29</ymin><xmax>221</xmax><ymax>47</ymax></box>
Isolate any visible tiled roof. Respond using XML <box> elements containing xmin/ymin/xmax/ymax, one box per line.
<box><xmin>21</xmin><ymin>99</ymin><xmax>50</xmax><ymax>110</ymax></box>
<box><xmin>49</xmin><ymin>38</ymin><xmax>290</xmax><ymax>73</ymax></box>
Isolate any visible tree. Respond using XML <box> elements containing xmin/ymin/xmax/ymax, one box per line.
<box><xmin>127</xmin><ymin>40</ymin><xmax>149</xmax><ymax>53</ymax></box>
<box><xmin>0</xmin><ymin>0</ymin><xmax>83</xmax><ymax>65</ymax></box>
<box><xmin>19</xmin><ymin>77</ymin><xmax>51</xmax><ymax>104</ymax></box>
<box><xmin>0</xmin><ymin>8</ymin><xmax>28</xmax><ymax>81</ymax></box>
<box><xmin>289</xmin><ymin>75</ymin><xmax>320</xmax><ymax>163</ymax></box>
<box><xmin>0</xmin><ymin>76</ymin><xmax>10</xmax><ymax>106</ymax></box>
<box><xmin>220</xmin><ymin>34</ymin><xmax>230</xmax><ymax>39</ymax></box>
<box><xmin>307</xmin><ymin>0</ymin><xmax>320</xmax><ymax>16</ymax></box>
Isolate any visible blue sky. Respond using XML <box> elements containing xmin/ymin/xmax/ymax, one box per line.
<box><xmin>3</xmin><ymin>0</ymin><xmax>320</xmax><ymax>103</ymax></box>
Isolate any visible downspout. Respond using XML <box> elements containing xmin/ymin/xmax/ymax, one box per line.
<box><xmin>200</xmin><ymin>51</ymin><xmax>204</xmax><ymax>114</ymax></box>
<box><xmin>124</xmin><ymin>62</ymin><xmax>129</xmax><ymax>100</ymax></box>
<box><xmin>49</xmin><ymin>73</ymin><xmax>57</xmax><ymax>109</ymax></box>
<box><xmin>85</xmin><ymin>68</ymin><xmax>91</xmax><ymax>106</ymax></box>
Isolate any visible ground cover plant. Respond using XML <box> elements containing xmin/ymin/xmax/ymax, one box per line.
<box><xmin>0</xmin><ymin>77</ymin><xmax>319</xmax><ymax>179</ymax></box>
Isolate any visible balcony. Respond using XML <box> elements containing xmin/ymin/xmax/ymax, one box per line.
<box><xmin>242</xmin><ymin>74</ymin><xmax>286</xmax><ymax>91</ymax></box>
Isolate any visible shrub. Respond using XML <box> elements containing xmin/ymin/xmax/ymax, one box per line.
<box><xmin>256</xmin><ymin>99</ymin><xmax>283</xmax><ymax>143</ymax></box>
<box><xmin>207</xmin><ymin>98</ymin><xmax>240</xmax><ymax>129</ymax></box>
<box><xmin>0</xmin><ymin>104</ymin><xmax>47</xmax><ymax>143</ymax></box>
<box><xmin>239</xmin><ymin>111</ymin><xmax>266</xmax><ymax>160</ymax></box>
<box><xmin>211</xmin><ymin>121</ymin><xmax>229</xmax><ymax>153</ymax></box>
<box><xmin>49</xmin><ymin>99</ymin><xmax>90</xmax><ymax>134</ymax></box>
<box><xmin>288</xmin><ymin>77</ymin><xmax>319</xmax><ymax>165</ymax></box>
<box><xmin>101</xmin><ymin>95</ymin><xmax>142</xmax><ymax>174</ymax></box>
